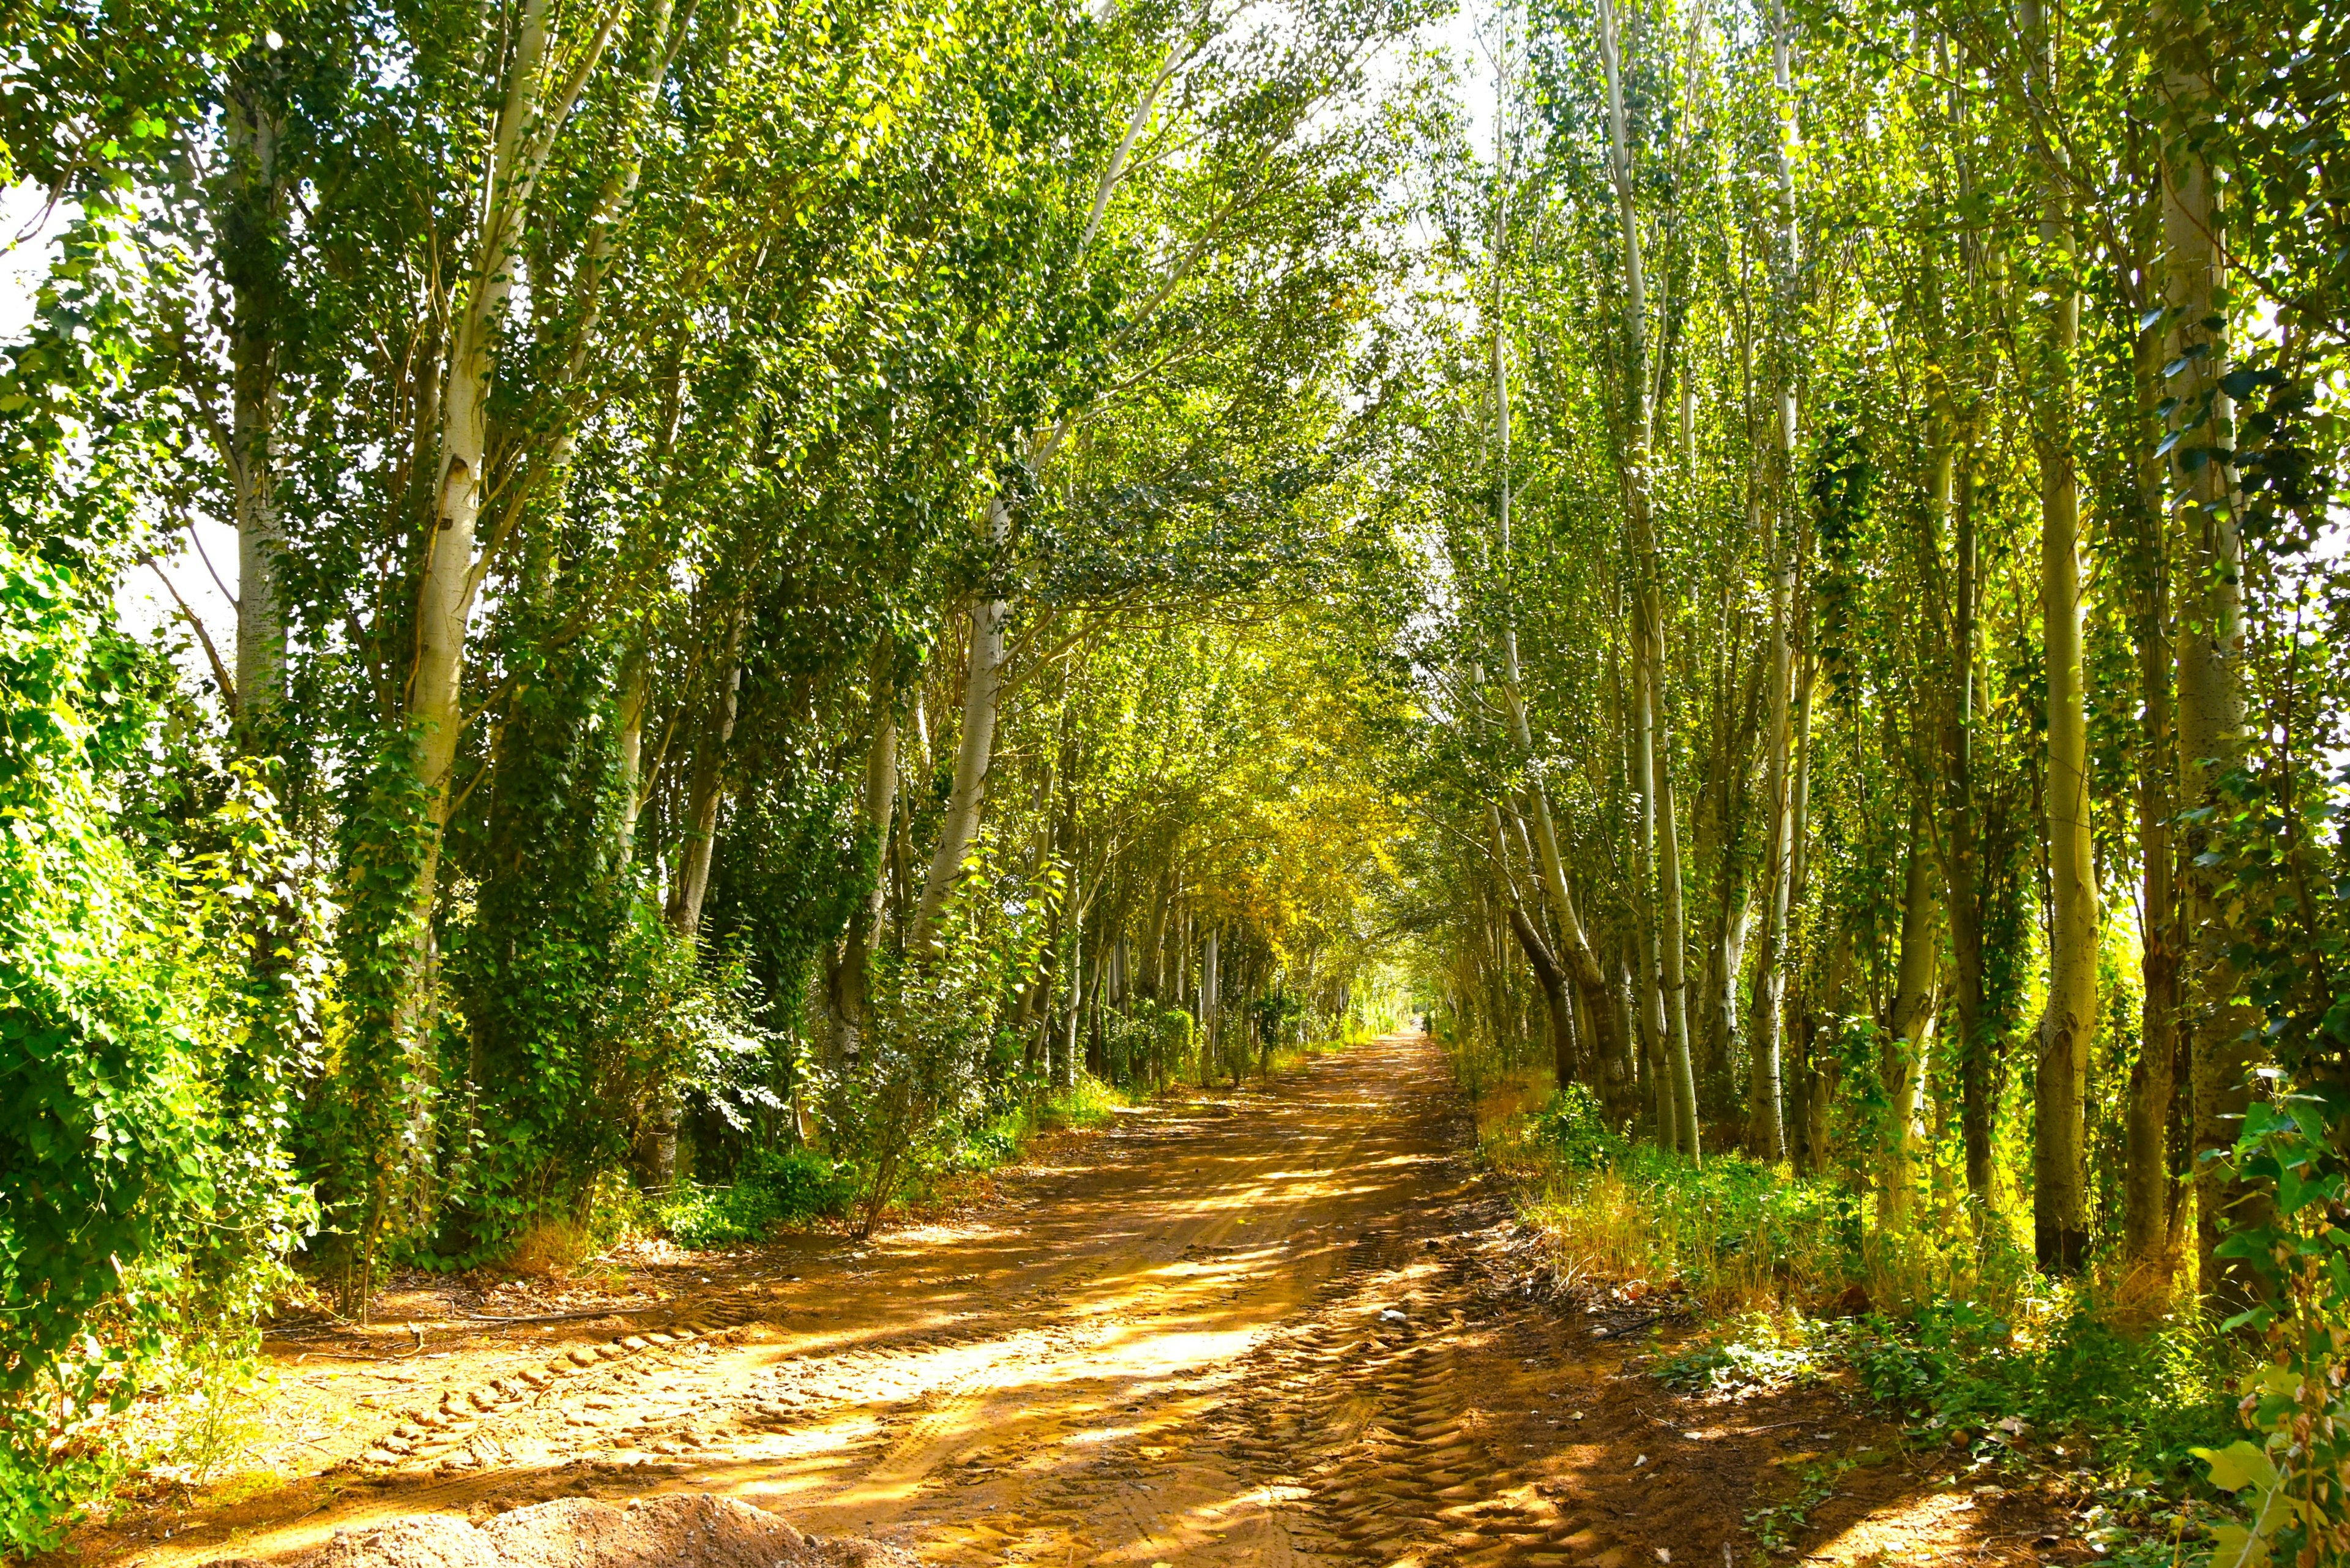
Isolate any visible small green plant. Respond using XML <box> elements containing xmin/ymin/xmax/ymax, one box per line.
<box><xmin>1744</xmin><ymin>1456</ymin><xmax>1846</xmax><ymax>1558</ymax></box>
<box><xmin>657</xmin><ymin>1149</ymin><xmax>856</xmax><ymax>1249</ymax></box>
<box><xmin>1658</xmin><ymin>1317</ymin><xmax>1824</xmax><ymax>1394</ymax></box>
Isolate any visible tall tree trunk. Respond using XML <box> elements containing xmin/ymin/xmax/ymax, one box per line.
<box><xmin>1201</xmin><ymin>925</ymin><xmax>1220</xmax><ymax>1064</ymax></box>
<box><xmin>2024</xmin><ymin>0</ymin><xmax>2098</xmax><ymax>1275</ymax></box>
<box><xmin>666</xmin><ymin>600</ymin><xmax>747</xmax><ymax>941</ymax></box>
<box><xmin>2124</xmin><ymin>278</ymin><xmax>2182</xmax><ymax>1276</ymax></box>
<box><xmin>1628</xmin><ymin>641</ymin><xmax>1674</xmax><ymax>1152</ymax></box>
<box><xmin>1945</xmin><ymin>450</ymin><xmax>1993</xmax><ymax>1204</ymax></box>
<box><xmin>1748</xmin><ymin>561</ymin><xmax>1796</xmax><ymax>1163</ymax></box>
<box><xmin>1486</xmin><ymin>134</ymin><xmax>1631</xmax><ymax>1102</ymax></box>
<box><xmin>916</xmin><ymin>502</ymin><xmax>1011</xmax><ymax>952</ymax></box>
<box><xmin>1653</xmin><ymin>651</ymin><xmax>1701</xmax><ymax>1158</ymax></box>
<box><xmin>329</xmin><ymin>2</ymin><xmax>620</xmax><ymax>1294</ymax></box>
<box><xmin>613</xmin><ymin>643</ymin><xmax>649</xmax><ymax>865</ymax></box>
<box><xmin>413</xmin><ymin>0</ymin><xmax>617</xmax><ymax>894</ymax></box>
<box><xmin>1707</xmin><ymin>876</ymin><xmax>1750</xmax><ymax>1112</ymax></box>
<box><xmin>222</xmin><ymin>58</ymin><xmax>287</xmax><ymax>750</ymax></box>
<box><xmin>1881</xmin><ymin>804</ymin><xmax>1940</xmax><ymax>1230</ymax></box>
<box><xmin>1745</xmin><ymin>0</ymin><xmax>1803</xmax><ymax>1162</ymax></box>
<box><xmin>835</xmin><ymin>633</ymin><xmax>898</xmax><ymax>1067</ymax></box>
<box><xmin>1144</xmin><ymin>872</ymin><xmax>1173</xmax><ymax>1002</ymax></box>
<box><xmin>1692</xmin><ymin>649</ymin><xmax>1756</xmax><ymax>1119</ymax></box>
<box><xmin>1495</xmin><ymin>810</ymin><xmax>1578</xmax><ymax>1091</ymax></box>
<box><xmin>1597</xmin><ymin>0</ymin><xmax>1693</xmax><ymax>1157</ymax></box>
<box><xmin>1056</xmin><ymin>883</ymin><xmax>1083</xmax><ymax>1094</ymax></box>
<box><xmin>2160</xmin><ymin>54</ymin><xmax>2264</xmax><ymax>1312</ymax></box>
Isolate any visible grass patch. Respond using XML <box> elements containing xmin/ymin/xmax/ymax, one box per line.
<box><xmin>940</xmin><ymin>1073</ymin><xmax>1138</xmax><ymax>1178</ymax></box>
<box><xmin>1486</xmin><ymin>1087</ymin><xmax>1848</xmax><ymax>1313</ymax></box>
<box><xmin>1658</xmin><ymin>1314</ymin><xmax>1827</xmax><ymax>1394</ymax></box>
<box><xmin>1744</xmin><ymin>1454</ymin><xmax>1848</xmax><ymax>1557</ymax></box>
<box><xmin>1477</xmin><ymin>1083</ymin><xmax>2244</xmax><ymax>1559</ymax></box>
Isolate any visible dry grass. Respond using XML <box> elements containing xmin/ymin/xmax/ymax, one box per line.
<box><xmin>504</xmin><ymin>1217</ymin><xmax>595</xmax><ymax>1279</ymax></box>
<box><xmin>1472</xmin><ymin>1069</ymin><xmax>1554</xmax><ymax>1140</ymax></box>
<box><xmin>1520</xmin><ymin>1163</ymin><xmax>1835</xmax><ymax>1316</ymax></box>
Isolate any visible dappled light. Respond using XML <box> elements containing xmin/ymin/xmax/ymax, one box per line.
<box><xmin>1</xmin><ymin>0</ymin><xmax>2341</xmax><ymax>1556</ymax></box>
<box><xmin>55</xmin><ymin>1042</ymin><xmax>2059</xmax><ymax>1568</ymax></box>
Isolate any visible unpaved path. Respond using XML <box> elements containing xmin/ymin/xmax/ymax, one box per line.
<box><xmin>83</xmin><ymin>1037</ymin><xmax>2084</xmax><ymax>1568</ymax></box>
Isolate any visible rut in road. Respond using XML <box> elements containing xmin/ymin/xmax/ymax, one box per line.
<box><xmin>114</xmin><ymin>1037</ymin><xmax>1997</xmax><ymax>1568</ymax></box>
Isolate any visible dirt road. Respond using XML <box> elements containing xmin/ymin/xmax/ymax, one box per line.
<box><xmin>84</xmin><ymin>1037</ymin><xmax>2080</xmax><ymax>1568</ymax></box>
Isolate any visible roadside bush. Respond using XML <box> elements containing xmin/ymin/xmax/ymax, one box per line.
<box><xmin>1488</xmin><ymin>1102</ymin><xmax>1846</xmax><ymax>1312</ymax></box>
<box><xmin>1479</xmin><ymin>1088</ymin><xmax>2242</xmax><ymax>1561</ymax></box>
<box><xmin>1526</xmin><ymin>1084</ymin><xmax>1629</xmax><ymax>1172</ymax></box>
<box><xmin>656</xmin><ymin>1148</ymin><xmax>856</xmax><ymax>1249</ymax></box>
<box><xmin>0</xmin><ymin>546</ymin><xmax>329</xmax><ymax>1552</ymax></box>
<box><xmin>1845</xmin><ymin>1296</ymin><xmax>2232</xmax><ymax>1484</ymax></box>
<box><xmin>824</xmin><ymin>854</ymin><xmax>1049</xmax><ymax>1235</ymax></box>
<box><xmin>954</xmin><ymin>1073</ymin><xmax>1132</xmax><ymax>1175</ymax></box>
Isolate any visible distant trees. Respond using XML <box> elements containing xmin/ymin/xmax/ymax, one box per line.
<box><xmin>1395</xmin><ymin>0</ymin><xmax>2350</xmax><ymax>1310</ymax></box>
<box><xmin>0</xmin><ymin>0</ymin><xmax>1419</xmax><ymax>1538</ymax></box>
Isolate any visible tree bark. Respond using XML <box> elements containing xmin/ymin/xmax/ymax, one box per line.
<box><xmin>666</xmin><ymin>599</ymin><xmax>747</xmax><ymax>941</ymax></box>
<box><xmin>1597</xmin><ymin>0</ymin><xmax>1693</xmax><ymax>1159</ymax></box>
<box><xmin>1653</xmin><ymin>651</ymin><xmax>1701</xmax><ymax>1159</ymax></box>
<box><xmin>2160</xmin><ymin>53</ymin><xmax>2264</xmax><ymax>1310</ymax></box>
<box><xmin>2124</xmin><ymin>282</ymin><xmax>2182</xmax><ymax>1275</ymax></box>
<box><xmin>1056</xmin><ymin>883</ymin><xmax>1083</xmax><ymax>1093</ymax></box>
<box><xmin>1942</xmin><ymin>446</ymin><xmax>1994</xmax><ymax>1204</ymax></box>
<box><xmin>222</xmin><ymin>56</ymin><xmax>288</xmax><ymax>750</ymax></box>
<box><xmin>916</xmin><ymin>501</ymin><xmax>1011</xmax><ymax>951</ymax></box>
<box><xmin>1882</xmin><ymin>803</ymin><xmax>1940</xmax><ymax>1230</ymax></box>
<box><xmin>2023</xmin><ymin>0</ymin><xmax>2098</xmax><ymax>1275</ymax></box>
<box><xmin>613</xmin><ymin>643</ymin><xmax>649</xmax><ymax>865</ymax></box>
<box><xmin>835</xmin><ymin>633</ymin><xmax>898</xmax><ymax>1067</ymax></box>
<box><xmin>1745</xmin><ymin>0</ymin><xmax>1803</xmax><ymax>1162</ymax></box>
<box><xmin>1628</xmin><ymin>640</ymin><xmax>1674</xmax><ymax>1152</ymax></box>
<box><xmin>395</xmin><ymin>0</ymin><xmax>623</xmax><ymax>1023</ymax></box>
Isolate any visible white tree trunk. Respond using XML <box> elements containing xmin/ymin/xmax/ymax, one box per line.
<box><xmin>915</xmin><ymin>501</ymin><xmax>1011</xmax><ymax>950</ymax></box>
<box><xmin>1881</xmin><ymin>806</ymin><xmax>1940</xmax><ymax>1228</ymax></box>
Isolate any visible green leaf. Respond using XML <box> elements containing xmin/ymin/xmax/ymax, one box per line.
<box><xmin>2193</xmin><ymin>1440</ymin><xmax>2278</xmax><ymax>1494</ymax></box>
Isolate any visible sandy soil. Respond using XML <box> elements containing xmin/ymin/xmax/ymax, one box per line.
<box><xmin>59</xmin><ymin>1036</ymin><xmax>2094</xmax><ymax>1568</ymax></box>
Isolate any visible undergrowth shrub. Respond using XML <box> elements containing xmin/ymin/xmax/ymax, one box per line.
<box><xmin>657</xmin><ymin>1148</ymin><xmax>856</xmax><ymax>1249</ymax></box>
<box><xmin>1480</xmin><ymin>1085</ymin><xmax>2241</xmax><ymax>1558</ymax></box>
<box><xmin>1488</xmin><ymin>1100</ymin><xmax>1849</xmax><ymax>1312</ymax></box>
<box><xmin>1845</xmin><ymin>1296</ymin><xmax>2232</xmax><ymax>1484</ymax></box>
<box><xmin>0</xmin><ymin>543</ymin><xmax>329</xmax><ymax>1551</ymax></box>
<box><xmin>958</xmin><ymin>1073</ymin><xmax>1132</xmax><ymax>1167</ymax></box>
<box><xmin>821</xmin><ymin>852</ymin><xmax>1051</xmax><ymax>1235</ymax></box>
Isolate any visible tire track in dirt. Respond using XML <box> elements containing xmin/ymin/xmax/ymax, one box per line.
<box><xmin>91</xmin><ymin>1038</ymin><xmax>2033</xmax><ymax>1568</ymax></box>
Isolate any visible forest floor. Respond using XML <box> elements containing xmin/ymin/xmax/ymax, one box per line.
<box><xmin>56</xmin><ymin>1036</ymin><xmax>2096</xmax><ymax>1568</ymax></box>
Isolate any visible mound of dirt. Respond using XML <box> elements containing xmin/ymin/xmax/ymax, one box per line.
<box><xmin>204</xmin><ymin>1494</ymin><xmax>906</xmax><ymax>1568</ymax></box>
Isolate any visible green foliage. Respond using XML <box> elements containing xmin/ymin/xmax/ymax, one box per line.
<box><xmin>1523</xmin><ymin>1084</ymin><xmax>1628</xmax><ymax>1173</ymax></box>
<box><xmin>0</xmin><ymin>547</ymin><xmax>325</xmax><ymax>1553</ymax></box>
<box><xmin>1502</xmin><ymin>1128</ymin><xmax>1853</xmax><ymax>1310</ymax></box>
<box><xmin>2188</xmin><ymin>1091</ymin><xmax>2350</xmax><ymax>1566</ymax></box>
<box><xmin>820</xmin><ymin>856</ymin><xmax>1051</xmax><ymax>1236</ymax></box>
<box><xmin>1657</xmin><ymin>1317</ymin><xmax>1822</xmax><ymax>1394</ymax></box>
<box><xmin>656</xmin><ymin>1148</ymin><xmax>856</xmax><ymax>1249</ymax></box>
<box><xmin>436</xmin><ymin>907</ymin><xmax>757</xmax><ymax>1265</ymax></box>
<box><xmin>1744</xmin><ymin>1455</ymin><xmax>1846</xmax><ymax>1558</ymax></box>
<box><xmin>310</xmin><ymin>734</ymin><xmax>433</xmax><ymax>1305</ymax></box>
<box><xmin>1847</xmin><ymin>1301</ymin><xmax>2232</xmax><ymax>1485</ymax></box>
<box><xmin>1494</xmin><ymin>1093</ymin><xmax>2234</xmax><ymax>1559</ymax></box>
<box><xmin>1100</xmin><ymin>1000</ymin><xmax>1186</xmax><ymax>1084</ymax></box>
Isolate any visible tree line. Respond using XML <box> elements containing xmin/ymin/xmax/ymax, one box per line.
<box><xmin>1386</xmin><ymin>0</ymin><xmax>2344</xmax><ymax>1312</ymax></box>
<box><xmin>4</xmin><ymin>0</ymin><xmax>2350</xmax><ymax>1551</ymax></box>
<box><xmin>0</xmin><ymin>0</ymin><xmax>1420</xmax><ymax>1541</ymax></box>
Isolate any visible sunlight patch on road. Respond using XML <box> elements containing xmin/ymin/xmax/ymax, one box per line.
<box><xmin>1807</xmin><ymin>1489</ymin><xmax>1982</xmax><ymax>1563</ymax></box>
